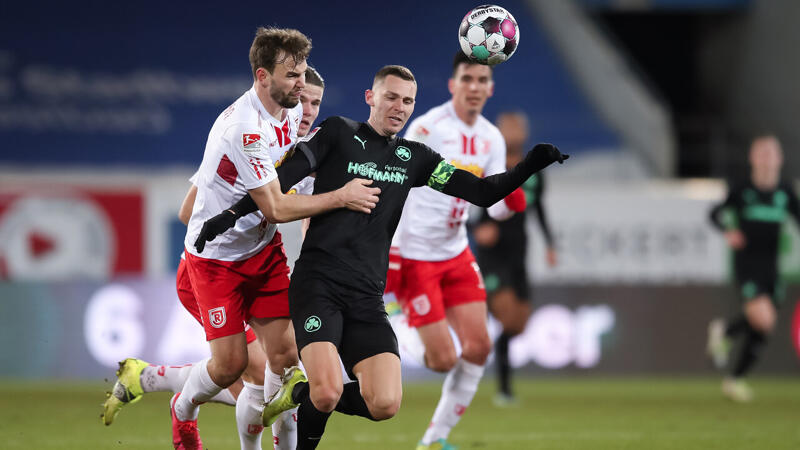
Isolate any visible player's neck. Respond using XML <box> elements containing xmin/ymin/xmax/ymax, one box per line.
<box><xmin>453</xmin><ymin>103</ymin><xmax>480</xmax><ymax>127</ymax></box>
<box><xmin>366</xmin><ymin>118</ymin><xmax>395</xmax><ymax>139</ymax></box>
<box><xmin>254</xmin><ymin>84</ymin><xmax>287</xmax><ymax>122</ymax></box>
<box><xmin>752</xmin><ymin>171</ymin><xmax>779</xmax><ymax>191</ymax></box>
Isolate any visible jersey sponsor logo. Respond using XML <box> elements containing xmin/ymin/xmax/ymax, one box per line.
<box><xmin>209</xmin><ymin>307</ymin><xmax>227</xmax><ymax>328</ymax></box>
<box><xmin>298</xmin><ymin>126</ymin><xmax>320</xmax><ymax>143</ymax></box>
<box><xmin>395</xmin><ymin>146</ymin><xmax>411</xmax><ymax>161</ymax></box>
<box><xmin>427</xmin><ymin>161</ymin><xmax>456</xmax><ymax>192</ymax></box>
<box><xmin>450</xmin><ymin>158</ymin><xmax>484</xmax><ymax>177</ymax></box>
<box><xmin>411</xmin><ymin>294</ymin><xmax>431</xmax><ymax>316</ymax></box>
<box><xmin>347</xmin><ymin>161</ymin><xmax>408</xmax><ymax>184</ymax></box>
<box><xmin>353</xmin><ymin>135</ymin><xmax>367</xmax><ymax>150</ymax></box>
<box><xmin>304</xmin><ymin>315</ymin><xmax>322</xmax><ymax>332</ymax></box>
<box><xmin>242</xmin><ymin>133</ymin><xmax>262</xmax><ymax>153</ymax></box>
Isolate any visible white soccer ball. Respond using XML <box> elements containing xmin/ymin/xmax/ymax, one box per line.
<box><xmin>458</xmin><ymin>4</ymin><xmax>520</xmax><ymax>65</ymax></box>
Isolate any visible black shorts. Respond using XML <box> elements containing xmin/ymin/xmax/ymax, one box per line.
<box><xmin>289</xmin><ymin>272</ymin><xmax>399</xmax><ymax>378</ymax></box>
<box><xmin>735</xmin><ymin>267</ymin><xmax>783</xmax><ymax>305</ymax></box>
<box><xmin>478</xmin><ymin>255</ymin><xmax>530</xmax><ymax>301</ymax></box>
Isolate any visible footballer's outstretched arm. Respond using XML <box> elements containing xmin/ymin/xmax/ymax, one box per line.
<box><xmin>435</xmin><ymin>143</ymin><xmax>568</xmax><ymax>207</ymax></box>
<box><xmin>193</xmin><ymin>149</ymin><xmax>379</xmax><ymax>252</ymax></box>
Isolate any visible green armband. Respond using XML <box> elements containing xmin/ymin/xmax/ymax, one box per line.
<box><xmin>427</xmin><ymin>161</ymin><xmax>456</xmax><ymax>192</ymax></box>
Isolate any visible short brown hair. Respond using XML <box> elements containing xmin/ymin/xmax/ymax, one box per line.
<box><xmin>249</xmin><ymin>27</ymin><xmax>312</xmax><ymax>78</ymax></box>
<box><xmin>373</xmin><ymin>65</ymin><xmax>416</xmax><ymax>86</ymax></box>
<box><xmin>305</xmin><ymin>66</ymin><xmax>325</xmax><ymax>88</ymax></box>
<box><xmin>452</xmin><ymin>51</ymin><xmax>492</xmax><ymax>77</ymax></box>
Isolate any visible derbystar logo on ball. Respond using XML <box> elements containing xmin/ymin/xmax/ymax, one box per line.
<box><xmin>459</xmin><ymin>4</ymin><xmax>520</xmax><ymax>66</ymax></box>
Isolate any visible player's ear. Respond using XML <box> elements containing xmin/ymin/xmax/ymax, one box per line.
<box><xmin>256</xmin><ymin>67</ymin><xmax>271</xmax><ymax>87</ymax></box>
<box><xmin>488</xmin><ymin>80</ymin><xmax>495</xmax><ymax>98</ymax></box>
<box><xmin>448</xmin><ymin>78</ymin><xmax>455</xmax><ymax>96</ymax></box>
<box><xmin>365</xmin><ymin>89</ymin><xmax>374</xmax><ymax>107</ymax></box>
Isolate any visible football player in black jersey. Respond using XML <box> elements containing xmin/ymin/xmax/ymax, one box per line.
<box><xmin>707</xmin><ymin>135</ymin><xmax>800</xmax><ymax>402</ymax></box>
<box><xmin>195</xmin><ymin>65</ymin><xmax>568</xmax><ymax>449</ymax></box>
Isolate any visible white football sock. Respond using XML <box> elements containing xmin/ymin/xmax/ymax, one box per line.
<box><xmin>235</xmin><ymin>381</ymin><xmax>264</xmax><ymax>450</ymax></box>
<box><xmin>174</xmin><ymin>358</ymin><xmax>222</xmax><ymax>422</ymax></box>
<box><xmin>421</xmin><ymin>358</ymin><xmax>485</xmax><ymax>444</ymax></box>
<box><xmin>210</xmin><ymin>387</ymin><xmax>237</xmax><ymax>406</ymax></box>
<box><xmin>387</xmin><ymin>307</ymin><xmax>426</xmax><ymax>367</ymax></box>
<box><xmin>140</xmin><ymin>364</ymin><xmax>193</xmax><ymax>393</ymax></box>
<box><xmin>266</xmin><ymin>369</ymin><xmax>298</xmax><ymax>450</ymax></box>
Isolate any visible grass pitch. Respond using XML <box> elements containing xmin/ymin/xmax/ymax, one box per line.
<box><xmin>1</xmin><ymin>377</ymin><xmax>799</xmax><ymax>449</ymax></box>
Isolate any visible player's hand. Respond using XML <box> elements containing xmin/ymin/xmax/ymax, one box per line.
<box><xmin>339</xmin><ymin>178</ymin><xmax>381</xmax><ymax>213</ymax></box>
<box><xmin>193</xmin><ymin>210</ymin><xmax>238</xmax><ymax>253</ymax></box>
<box><xmin>724</xmin><ymin>229</ymin><xmax>746</xmax><ymax>250</ymax></box>
<box><xmin>526</xmin><ymin>143</ymin><xmax>569</xmax><ymax>170</ymax></box>
<box><xmin>503</xmin><ymin>187</ymin><xmax>527</xmax><ymax>212</ymax></box>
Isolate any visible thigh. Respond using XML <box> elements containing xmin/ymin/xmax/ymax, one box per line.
<box><xmin>441</xmin><ymin>248</ymin><xmax>486</xmax><ymax>308</ymax></box>
<box><xmin>398</xmin><ymin>258</ymin><xmax>446</xmax><ymax>328</ymax></box>
<box><xmin>300</xmin><ymin>341</ymin><xmax>343</xmax><ymax>390</ymax></box>
<box><xmin>289</xmin><ymin>275</ymin><xmax>345</xmax><ymax>354</ymax></box>
<box><xmin>446</xmin><ymin>301</ymin><xmax>490</xmax><ymax>348</ymax></box>
<box><xmin>250</xmin><ymin>316</ymin><xmax>296</xmax><ymax>361</ymax></box>
<box><xmin>185</xmin><ymin>253</ymin><xmax>248</xmax><ymax>341</ymax></box>
<box><xmin>352</xmin><ymin>352</ymin><xmax>402</xmax><ymax>403</ymax></box>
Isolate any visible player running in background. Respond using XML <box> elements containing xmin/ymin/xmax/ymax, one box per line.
<box><xmin>472</xmin><ymin>111</ymin><xmax>557</xmax><ymax>407</ymax></box>
<box><xmin>194</xmin><ymin>64</ymin><xmax>567</xmax><ymax>450</ymax></box>
<box><xmin>169</xmin><ymin>28</ymin><xmax>377</xmax><ymax>450</ymax></box>
<box><xmin>387</xmin><ymin>53</ymin><xmax>530</xmax><ymax>450</ymax></box>
<box><xmin>707</xmin><ymin>135</ymin><xmax>800</xmax><ymax>402</ymax></box>
<box><xmin>101</xmin><ymin>66</ymin><xmax>328</xmax><ymax>450</ymax></box>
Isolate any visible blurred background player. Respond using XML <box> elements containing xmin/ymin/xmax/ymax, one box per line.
<box><xmin>707</xmin><ymin>135</ymin><xmax>800</xmax><ymax>402</ymax></box>
<box><xmin>389</xmin><ymin>52</ymin><xmax>529</xmax><ymax>450</ymax></box>
<box><xmin>471</xmin><ymin>111</ymin><xmax>558</xmax><ymax>406</ymax></box>
<box><xmin>101</xmin><ymin>66</ymin><xmax>327</xmax><ymax>450</ymax></box>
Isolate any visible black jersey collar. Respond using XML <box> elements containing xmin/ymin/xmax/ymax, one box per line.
<box><xmin>362</xmin><ymin>121</ymin><xmax>398</xmax><ymax>145</ymax></box>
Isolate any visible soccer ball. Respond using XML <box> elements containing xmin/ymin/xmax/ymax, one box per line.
<box><xmin>459</xmin><ymin>5</ymin><xmax>520</xmax><ymax>65</ymax></box>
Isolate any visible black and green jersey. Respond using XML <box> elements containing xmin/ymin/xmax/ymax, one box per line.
<box><xmin>710</xmin><ymin>180</ymin><xmax>800</xmax><ymax>274</ymax></box>
<box><xmin>291</xmin><ymin>116</ymin><xmax>447</xmax><ymax>294</ymax></box>
<box><xmin>477</xmin><ymin>172</ymin><xmax>553</xmax><ymax>262</ymax></box>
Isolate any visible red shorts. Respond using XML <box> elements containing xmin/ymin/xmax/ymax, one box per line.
<box><xmin>184</xmin><ymin>231</ymin><xmax>290</xmax><ymax>341</ymax></box>
<box><xmin>176</xmin><ymin>257</ymin><xmax>257</xmax><ymax>344</ymax></box>
<box><xmin>384</xmin><ymin>246</ymin><xmax>403</xmax><ymax>295</ymax></box>
<box><xmin>398</xmin><ymin>247</ymin><xmax>486</xmax><ymax>328</ymax></box>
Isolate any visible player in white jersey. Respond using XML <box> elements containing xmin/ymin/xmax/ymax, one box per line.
<box><xmin>168</xmin><ymin>29</ymin><xmax>378</xmax><ymax>450</ymax></box>
<box><xmin>390</xmin><ymin>52</ymin><xmax>527</xmax><ymax>450</ymax></box>
<box><xmin>102</xmin><ymin>66</ymin><xmax>328</xmax><ymax>450</ymax></box>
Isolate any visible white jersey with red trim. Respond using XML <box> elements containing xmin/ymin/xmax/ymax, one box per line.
<box><xmin>396</xmin><ymin>101</ymin><xmax>506</xmax><ymax>261</ymax></box>
<box><xmin>185</xmin><ymin>86</ymin><xmax>302</xmax><ymax>261</ymax></box>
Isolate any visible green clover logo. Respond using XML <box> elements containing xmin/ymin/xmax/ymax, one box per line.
<box><xmin>304</xmin><ymin>315</ymin><xmax>322</xmax><ymax>332</ymax></box>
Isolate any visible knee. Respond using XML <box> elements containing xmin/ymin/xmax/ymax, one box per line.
<box><xmin>267</xmin><ymin>346</ymin><xmax>300</xmax><ymax>373</ymax></box>
<box><xmin>364</xmin><ymin>391</ymin><xmax>401</xmax><ymax>421</ymax></box>
<box><xmin>461</xmin><ymin>337</ymin><xmax>492</xmax><ymax>365</ymax></box>
<box><xmin>210</xmin><ymin>355</ymin><xmax>248</xmax><ymax>387</ymax></box>
<box><xmin>310</xmin><ymin>385</ymin><xmax>342</xmax><ymax>413</ymax></box>
<box><xmin>425</xmin><ymin>348</ymin><xmax>458</xmax><ymax>373</ymax></box>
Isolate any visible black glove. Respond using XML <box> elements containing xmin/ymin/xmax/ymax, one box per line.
<box><xmin>194</xmin><ymin>210</ymin><xmax>238</xmax><ymax>253</ymax></box>
<box><xmin>525</xmin><ymin>143</ymin><xmax>569</xmax><ymax>172</ymax></box>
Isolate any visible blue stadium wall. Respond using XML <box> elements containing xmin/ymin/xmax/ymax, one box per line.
<box><xmin>0</xmin><ymin>0</ymin><xmax>618</xmax><ymax>168</ymax></box>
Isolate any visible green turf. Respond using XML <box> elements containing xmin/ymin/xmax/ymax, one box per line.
<box><xmin>1</xmin><ymin>377</ymin><xmax>799</xmax><ymax>449</ymax></box>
